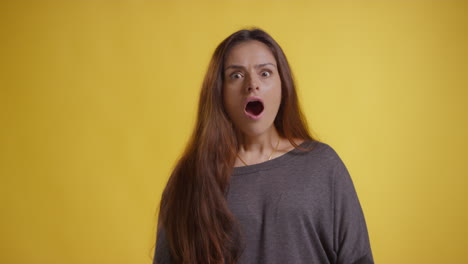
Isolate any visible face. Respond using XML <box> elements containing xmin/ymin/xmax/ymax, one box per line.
<box><xmin>222</xmin><ymin>40</ymin><xmax>282</xmax><ymax>138</ymax></box>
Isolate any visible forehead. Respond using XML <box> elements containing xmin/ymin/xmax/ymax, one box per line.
<box><xmin>224</xmin><ymin>40</ymin><xmax>276</xmax><ymax>66</ymax></box>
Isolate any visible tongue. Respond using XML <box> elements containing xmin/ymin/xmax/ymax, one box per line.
<box><xmin>246</xmin><ymin>101</ymin><xmax>264</xmax><ymax>116</ymax></box>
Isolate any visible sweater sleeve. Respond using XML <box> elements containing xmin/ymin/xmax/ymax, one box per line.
<box><xmin>332</xmin><ymin>156</ymin><xmax>374</xmax><ymax>264</ymax></box>
<box><xmin>153</xmin><ymin>227</ymin><xmax>172</xmax><ymax>264</ymax></box>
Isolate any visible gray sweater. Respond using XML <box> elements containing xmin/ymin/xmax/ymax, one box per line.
<box><xmin>154</xmin><ymin>140</ymin><xmax>374</xmax><ymax>264</ymax></box>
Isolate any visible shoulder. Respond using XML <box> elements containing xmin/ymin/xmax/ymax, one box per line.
<box><xmin>296</xmin><ymin>140</ymin><xmax>343</xmax><ymax>163</ymax></box>
<box><xmin>289</xmin><ymin>140</ymin><xmax>349</xmax><ymax>175</ymax></box>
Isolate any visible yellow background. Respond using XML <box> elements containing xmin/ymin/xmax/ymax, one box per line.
<box><xmin>1</xmin><ymin>0</ymin><xmax>466</xmax><ymax>263</ymax></box>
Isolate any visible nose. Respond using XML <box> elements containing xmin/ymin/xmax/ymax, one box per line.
<box><xmin>246</xmin><ymin>74</ymin><xmax>260</xmax><ymax>93</ymax></box>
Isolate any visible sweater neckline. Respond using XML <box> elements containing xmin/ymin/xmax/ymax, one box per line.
<box><xmin>231</xmin><ymin>140</ymin><xmax>320</xmax><ymax>176</ymax></box>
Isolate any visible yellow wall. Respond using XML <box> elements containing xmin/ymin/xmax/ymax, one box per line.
<box><xmin>1</xmin><ymin>0</ymin><xmax>466</xmax><ymax>263</ymax></box>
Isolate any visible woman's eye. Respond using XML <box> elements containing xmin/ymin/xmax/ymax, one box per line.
<box><xmin>261</xmin><ymin>71</ymin><xmax>271</xmax><ymax>77</ymax></box>
<box><xmin>230</xmin><ymin>73</ymin><xmax>243</xmax><ymax>79</ymax></box>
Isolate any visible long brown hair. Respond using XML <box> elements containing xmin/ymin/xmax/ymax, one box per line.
<box><xmin>156</xmin><ymin>28</ymin><xmax>317</xmax><ymax>264</ymax></box>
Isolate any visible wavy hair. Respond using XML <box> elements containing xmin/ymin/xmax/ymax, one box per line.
<box><xmin>156</xmin><ymin>28</ymin><xmax>317</xmax><ymax>264</ymax></box>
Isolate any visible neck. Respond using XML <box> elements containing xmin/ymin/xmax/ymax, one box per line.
<box><xmin>237</xmin><ymin>127</ymin><xmax>280</xmax><ymax>157</ymax></box>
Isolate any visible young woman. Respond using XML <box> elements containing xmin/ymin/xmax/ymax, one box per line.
<box><xmin>153</xmin><ymin>28</ymin><xmax>374</xmax><ymax>264</ymax></box>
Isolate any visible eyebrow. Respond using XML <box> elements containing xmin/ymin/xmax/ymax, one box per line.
<box><xmin>224</xmin><ymin>63</ymin><xmax>277</xmax><ymax>72</ymax></box>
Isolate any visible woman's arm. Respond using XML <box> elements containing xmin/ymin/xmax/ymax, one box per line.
<box><xmin>153</xmin><ymin>227</ymin><xmax>172</xmax><ymax>264</ymax></box>
<box><xmin>332</xmin><ymin>156</ymin><xmax>374</xmax><ymax>264</ymax></box>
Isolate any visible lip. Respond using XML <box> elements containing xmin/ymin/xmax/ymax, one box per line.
<box><xmin>244</xmin><ymin>96</ymin><xmax>265</xmax><ymax>120</ymax></box>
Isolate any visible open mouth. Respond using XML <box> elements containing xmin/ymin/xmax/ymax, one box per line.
<box><xmin>245</xmin><ymin>100</ymin><xmax>264</xmax><ymax>117</ymax></box>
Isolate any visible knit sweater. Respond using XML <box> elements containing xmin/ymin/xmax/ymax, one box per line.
<box><xmin>153</xmin><ymin>140</ymin><xmax>374</xmax><ymax>264</ymax></box>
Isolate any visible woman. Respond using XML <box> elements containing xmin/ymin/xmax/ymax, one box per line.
<box><xmin>153</xmin><ymin>28</ymin><xmax>374</xmax><ymax>264</ymax></box>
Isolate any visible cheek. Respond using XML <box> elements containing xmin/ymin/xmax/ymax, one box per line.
<box><xmin>222</xmin><ymin>86</ymin><xmax>237</xmax><ymax>116</ymax></box>
<box><xmin>273</xmin><ymin>79</ymin><xmax>282</xmax><ymax>103</ymax></box>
